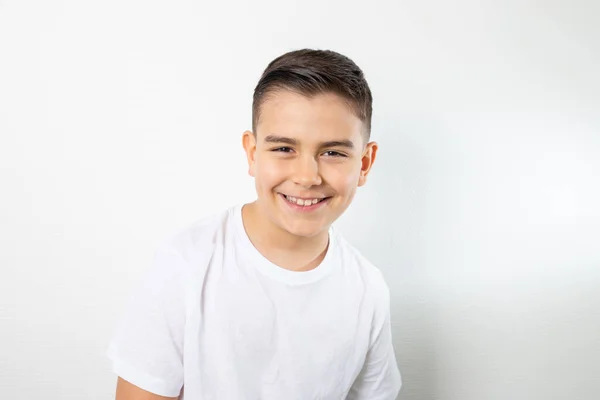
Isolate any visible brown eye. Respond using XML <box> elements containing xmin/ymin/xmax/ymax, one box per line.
<box><xmin>323</xmin><ymin>151</ymin><xmax>346</xmax><ymax>157</ymax></box>
<box><xmin>272</xmin><ymin>147</ymin><xmax>293</xmax><ymax>153</ymax></box>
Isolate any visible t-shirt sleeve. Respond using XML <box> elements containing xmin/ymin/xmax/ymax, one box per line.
<box><xmin>107</xmin><ymin>243</ymin><xmax>188</xmax><ymax>398</ymax></box>
<box><xmin>347</xmin><ymin>278</ymin><xmax>402</xmax><ymax>400</ymax></box>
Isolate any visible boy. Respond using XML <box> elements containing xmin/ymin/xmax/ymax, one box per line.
<box><xmin>108</xmin><ymin>49</ymin><xmax>402</xmax><ymax>399</ymax></box>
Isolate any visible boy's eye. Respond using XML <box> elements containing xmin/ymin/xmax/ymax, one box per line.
<box><xmin>323</xmin><ymin>151</ymin><xmax>346</xmax><ymax>157</ymax></box>
<box><xmin>272</xmin><ymin>147</ymin><xmax>293</xmax><ymax>153</ymax></box>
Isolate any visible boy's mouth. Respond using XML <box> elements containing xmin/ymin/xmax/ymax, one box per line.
<box><xmin>281</xmin><ymin>194</ymin><xmax>331</xmax><ymax>207</ymax></box>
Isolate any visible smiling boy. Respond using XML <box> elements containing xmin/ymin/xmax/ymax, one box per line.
<box><xmin>108</xmin><ymin>49</ymin><xmax>402</xmax><ymax>399</ymax></box>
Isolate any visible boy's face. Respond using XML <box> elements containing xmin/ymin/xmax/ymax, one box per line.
<box><xmin>242</xmin><ymin>90</ymin><xmax>377</xmax><ymax>238</ymax></box>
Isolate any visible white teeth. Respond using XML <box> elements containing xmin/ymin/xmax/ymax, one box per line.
<box><xmin>285</xmin><ymin>195</ymin><xmax>324</xmax><ymax>206</ymax></box>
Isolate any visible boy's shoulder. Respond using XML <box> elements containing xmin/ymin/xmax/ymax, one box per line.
<box><xmin>157</xmin><ymin>205</ymin><xmax>237</xmax><ymax>267</ymax></box>
<box><xmin>335</xmin><ymin>233</ymin><xmax>391</xmax><ymax>298</ymax></box>
<box><xmin>334</xmin><ymin>235</ymin><xmax>393</xmax><ymax>326</ymax></box>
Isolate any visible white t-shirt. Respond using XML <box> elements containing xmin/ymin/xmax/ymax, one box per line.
<box><xmin>107</xmin><ymin>204</ymin><xmax>401</xmax><ymax>399</ymax></box>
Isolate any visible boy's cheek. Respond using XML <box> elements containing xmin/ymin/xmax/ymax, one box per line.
<box><xmin>325</xmin><ymin>168</ymin><xmax>362</xmax><ymax>190</ymax></box>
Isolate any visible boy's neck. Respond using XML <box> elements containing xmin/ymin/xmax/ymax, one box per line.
<box><xmin>241</xmin><ymin>201</ymin><xmax>330</xmax><ymax>272</ymax></box>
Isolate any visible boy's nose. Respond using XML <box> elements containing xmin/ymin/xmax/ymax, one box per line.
<box><xmin>292</xmin><ymin>157</ymin><xmax>322</xmax><ymax>187</ymax></box>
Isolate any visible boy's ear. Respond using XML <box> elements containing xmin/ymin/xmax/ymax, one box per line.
<box><xmin>242</xmin><ymin>130</ymin><xmax>257</xmax><ymax>177</ymax></box>
<box><xmin>358</xmin><ymin>141</ymin><xmax>378</xmax><ymax>187</ymax></box>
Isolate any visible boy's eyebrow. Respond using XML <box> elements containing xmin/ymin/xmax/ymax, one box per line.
<box><xmin>264</xmin><ymin>135</ymin><xmax>355</xmax><ymax>149</ymax></box>
<box><xmin>320</xmin><ymin>139</ymin><xmax>355</xmax><ymax>149</ymax></box>
<box><xmin>264</xmin><ymin>135</ymin><xmax>298</xmax><ymax>145</ymax></box>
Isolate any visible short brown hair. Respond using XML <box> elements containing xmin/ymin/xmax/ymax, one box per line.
<box><xmin>252</xmin><ymin>49</ymin><xmax>373</xmax><ymax>138</ymax></box>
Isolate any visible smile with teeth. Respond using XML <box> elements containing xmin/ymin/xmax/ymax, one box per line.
<box><xmin>283</xmin><ymin>194</ymin><xmax>328</xmax><ymax>206</ymax></box>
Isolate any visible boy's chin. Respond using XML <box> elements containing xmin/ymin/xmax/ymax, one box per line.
<box><xmin>279</xmin><ymin>220</ymin><xmax>329</xmax><ymax>239</ymax></box>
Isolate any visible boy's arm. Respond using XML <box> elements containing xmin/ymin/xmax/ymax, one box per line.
<box><xmin>347</xmin><ymin>283</ymin><xmax>402</xmax><ymax>400</ymax></box>
<box><xmin>107</xmin><ymin>243</ymin><xmax>188</xmax><ymax>398</ymax></box>
<box><xmin>115</xmin><ymin>377</ymin><xmax>179</xmax><ymax>400</ymax></box>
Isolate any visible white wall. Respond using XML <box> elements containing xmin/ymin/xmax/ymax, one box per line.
<box><xmin>1</xmin><ymin>0</ymin><xmax>598</xmax><ymax>399</ymax></box>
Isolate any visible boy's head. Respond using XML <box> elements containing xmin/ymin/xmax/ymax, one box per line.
<box><xmin>243</xmin><ymin>49</ymin><xmax>377</xmax><ymax>238</ymax></box>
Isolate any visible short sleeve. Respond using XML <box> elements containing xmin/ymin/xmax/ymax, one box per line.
<box><xmin>107</xmin><ymin>243</ymin><xmax>188</xmax><ymax>397</ymax></box>
<box><xmin>347</xmin><ymin>281</ymin><xmax>402</xmax><ymax>400</ymax></box>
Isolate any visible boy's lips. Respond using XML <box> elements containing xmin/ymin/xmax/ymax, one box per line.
<box><xmin>282</xmin><ymin>194</ymin><xmax>329</xmax><ymax>200</ymax></box>
<box><xmin>278</xmin><ymin>193</ymin><xmax>332</xmax><ymax>212</ymax></box>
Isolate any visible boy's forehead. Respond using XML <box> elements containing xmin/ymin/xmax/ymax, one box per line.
<box><xmin>257</xmin><ymin>91</ymin><xmax>364</xmax><ymax>142</ymax></box>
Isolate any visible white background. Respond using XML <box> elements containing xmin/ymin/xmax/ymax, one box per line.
<box><xmin>1</xmin><ymin>0</ymin><xmax>599</xmax><ymax>399</ymax></box>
